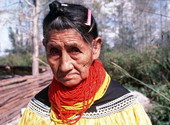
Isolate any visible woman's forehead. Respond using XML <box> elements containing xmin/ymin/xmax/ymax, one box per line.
<box><xmin>47</xmin><ymin>29</ymin><xmax>83</xmax><ymax>39</ymax></box>
<box><xmin>46</xmin><ymin>29</ymin><xmax>91</xmax><ymax>48</ymax></box>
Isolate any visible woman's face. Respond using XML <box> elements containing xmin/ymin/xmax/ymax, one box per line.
<box><xmin>44</xmin><ymin>29</ymin><xmax>102</xmax><ymax>87</ymax></box>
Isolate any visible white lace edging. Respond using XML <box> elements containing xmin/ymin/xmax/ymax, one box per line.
<box><xmin>28</xmin><ymin>98</ymin><xmax>51</xmax><ymax>119</ymax></box>
<box><xmin>27</xmin><ymin>93</ymin><xmax>137</xmax><ymax>119</ymax></box>
<box><xmin>82</xmin><ymin>93</ymin><xmax>137</xmax><ymax>118</ymax></box>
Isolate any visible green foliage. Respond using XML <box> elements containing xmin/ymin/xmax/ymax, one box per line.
<box><xmin>39</xmin><ymin>54</ymin><xmax>48</xmax><ymax>66</ymax></box>
<box><xmin>0</xmin><ymin>54</ymin><xmax>47</xmax><ymax>66</ymax></box>
<box><xmin>115</xmin><ymin>27</ymin><xmax>136</xmax><ymax>50</ymax></box>
<box><xmin>102</xmin><ymin>47</ymin><xmax>170</xmax><ymax>124</ymax></box>
<box><xmin>148</xmin><ymin>104</ymin><xmax>170</xmax><ymax>125</ymax></box>
<box><xmin>7</xmin><ymin>27</ymin><xmax>33</xmax><ymax>55</ymax></box>
<box><xmin>0</xmin><ymin>54</ymin><xmax>32</xmax><ymax>66</ymax></box>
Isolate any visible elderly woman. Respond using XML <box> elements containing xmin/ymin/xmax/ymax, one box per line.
<box><xmin>19</xmin><ymin>1</ymin><xmax>152</xmax><ymax>125</ymax></box>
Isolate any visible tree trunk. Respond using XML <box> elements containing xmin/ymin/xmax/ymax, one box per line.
<box><xmin>32</xmin><ymin>0</ymin><xmax>40</xmax><ymax>76</ymax></box>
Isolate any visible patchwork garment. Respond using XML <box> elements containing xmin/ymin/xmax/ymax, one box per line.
<box><xmin>19</xmin><ymin>80</ymin><xmax>152</xmax><ymax>125</ymax></box>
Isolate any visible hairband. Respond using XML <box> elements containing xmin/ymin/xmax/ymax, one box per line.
<box><xmin>61</xmin><ymin>3</ymin><xmax>68</xmax><ymax>7</ymax></box>
<box><xmin>85</xmin><ymin>9</ymin><xmax>92</xmax><ymax>26</ymax></box>
<box><xmin>49</xmin><ymin>1</ymin><xmax>68</xmax><ymax>12</ymax></box>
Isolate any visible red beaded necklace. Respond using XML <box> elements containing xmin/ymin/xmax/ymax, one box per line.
<box><xmin>48</xmin><ymin>60</ymin><xmax>106</xmax><ymax>124</ymax></box>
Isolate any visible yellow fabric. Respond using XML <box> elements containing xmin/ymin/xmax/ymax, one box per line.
<box><xmin>61</xmin><ymin>73</ymin><xmax>110</xmax><ymax>110</ymax></box>
<box><xmin>18</xmin><ymin>73</ymin><xmax>152</xmax><ymax>125</ymax></box>
<box><xmin>18</xmin><ymin>102</ymin><xmax>152</xmax><ymax>125</ymax></box>
<box><xmin>50</xmin><ymin>73</ymin><xmax>110</xmax><ymax>124</ymax></box>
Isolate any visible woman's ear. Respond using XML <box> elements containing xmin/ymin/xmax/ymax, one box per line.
<box><xmin>92</xmin><ymin>37</ymin><xmax>103</xmax><ymax>60</ymax></box>
<box><xmin>42</xmin><ymin>39</ymin><xmax>47</xmax><ymax>48</ymax></box>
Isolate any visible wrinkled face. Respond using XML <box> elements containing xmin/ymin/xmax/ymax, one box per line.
<box><xmin>44</xmin><ymin>29</ymin><xmax>101</xmax><ymax>87</ymax></box>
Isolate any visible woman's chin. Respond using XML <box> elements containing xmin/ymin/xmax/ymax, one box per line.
<box><xmin>60</xmin><ymin>79</ymin><xmax>81</xmax><ymax>87</ymax></box>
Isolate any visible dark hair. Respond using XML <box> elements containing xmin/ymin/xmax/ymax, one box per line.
<box><xmin>43</xmin><ymin>0</ymin><xmax>98</xmax><ymax>43</ymax></box>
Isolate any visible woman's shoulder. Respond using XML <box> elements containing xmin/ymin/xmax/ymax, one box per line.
<box><xmin>81</xmin><ymin>81</ymin><xmax>152</xmax><ymax>124</ymax></box>
<box><xmin>84</xmin><ymin>80</ymin><xmax>135</xmax><ymax>117</ymax></box>
<box><xmin>102</xmin><ymin>80</ymin><xmax>130</xmax><ymax>101</ymax></box>
<box><xmin>34</xmin><ymin>86</ymin><xmax>51</xmax><ymax>107</ymax></box>
<box><xmin>24</xmin><ymin>86</ymin><xmax>51</xmax><ymax>118</ymax></box>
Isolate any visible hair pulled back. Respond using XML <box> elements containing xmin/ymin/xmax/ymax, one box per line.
<box><xmin>43</xmin><ymin>0</ymin><xmax>98</xmax><ymax>43</ymax></box>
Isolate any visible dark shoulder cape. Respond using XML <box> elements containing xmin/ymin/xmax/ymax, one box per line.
<box><xmin>27</xmin><ymin>80</ymin><xmax>136</xmax><ymax>119</ymax></box>
<box><xmin>86</xmin><ymin>80</ymin><xmax>129</xmax><ymax>112</ymax></box>
<box><xmin>34</xmin><ymin>80</ymin><xmax>130</xmax><ymax>113</ymax></box>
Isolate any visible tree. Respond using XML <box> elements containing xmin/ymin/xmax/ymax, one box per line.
<box><xmin>115</xmin><ymin>26</ymin><xmax>136</xmax><ymax>50</ymax></box>
<box><xmin>7</xmin><ymin>27</ymin><xmax>32</xmax><ymax>54</ymax></box>
<box><xmin>22</xmin><ymin>0</ymin><xmax>52</xmax><ymax>75</ymax></box>
<box><xmin>32</xmin><ymin>0</ymin><xmax>40</xmax><ymax>75</ymax></box>
<box><xmin>3</xmin><ymin>0</ymin><xmax>170</xmax><ymax>73</ymax></box>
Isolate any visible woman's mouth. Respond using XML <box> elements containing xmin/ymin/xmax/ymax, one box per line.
<box><xmin>65</xmin><ymin>73</ymin><xmax>78</xmax><ymax>79</ymax></box>
<box><xmin>59</xmin><ymin>73</ymin><xmax>79</xmax><ymax>81</ymax></box>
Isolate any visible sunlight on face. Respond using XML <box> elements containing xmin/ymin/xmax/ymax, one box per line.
<box><xmin>45</xmin><ymin>29</ymin><xmax>94</xmax><ymax>87</ymax></box>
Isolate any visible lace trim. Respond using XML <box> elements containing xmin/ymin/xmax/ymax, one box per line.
<box><xmin>82</xmin><ymin>93</ymin><xmax>137</xmax><ymax>118</ymax></box>
<box><xmin>28</xmin><ymin>98</ymin><xmax>50</xmax><ymax>118</ymax></box>
<box><xmin>27</xmin><ymin>93</ymin><xmax>136</xmax><ymax>119</ymax></box>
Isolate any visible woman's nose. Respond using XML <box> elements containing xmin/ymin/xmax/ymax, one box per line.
<box><xmin>59</xmin><ymin>52</ymin><xmax>73</xmax><ymax>72</ymax></box>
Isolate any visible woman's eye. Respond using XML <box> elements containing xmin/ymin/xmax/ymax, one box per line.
<box><xmin>71</xmin><ymin>47</ymin><xmax>81</xmax><ymax>54</ymax></box>
<box><xmin>49</xmin><ymin>48</ymin><xmax>60</xmax><ymax>56</ymax></box>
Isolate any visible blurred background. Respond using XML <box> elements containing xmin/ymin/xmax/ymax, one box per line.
<box><xmin>0</xmin><ymin>0</ymin><xmax>170</xmax><ymax>125</ymax></box>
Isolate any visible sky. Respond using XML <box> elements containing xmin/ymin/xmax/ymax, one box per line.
<box><xmin>0</xmin><ymin>0</ymin><xmax>18</xmax><ymax>56</ymax></box>
<box><xmin>0</xmin><ymin>27</ymin><xmax>11</xmax><ymax>56</ymax></box>
<box><xmin>1</xmin><ymin>0</ymin><xmax>170</xmax><ymax>56</ymax></box>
